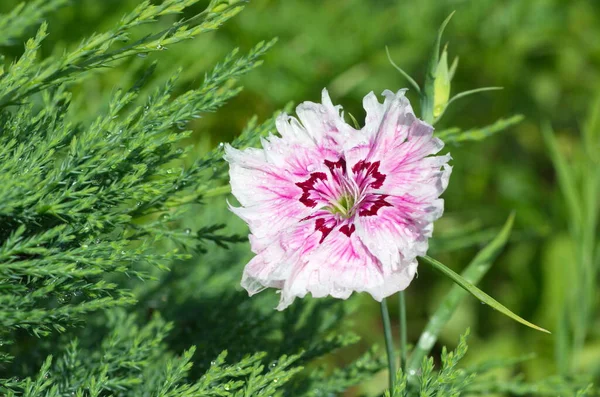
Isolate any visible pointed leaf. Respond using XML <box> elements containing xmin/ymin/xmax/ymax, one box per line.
<box><xmin>448</xmin><ymin>55</ymin><xmax>459</xmax><ymax>81</ymax></box>
<box><xmin>385</xmin><ymin>46</ymin><xmax>420</xmax><ymax>94</ymax></box>
<box><xmin>420</xmin><ymin>254</ymin><xmax>550</xmax><ymax>334</ymax></box>
<box><xmin>436</xmin><ymin>114</ymin><xmax>523</xmax><ymax>144</ymax></box>
<box><xmin>446</xmin><ymin>86</ymin><xmax>503</xmax><ymax>107</ymax></box>
<box><xmin>407</xmin><ymin>213</ymin><xmax>515</xmax><ymax>374</ymax></box>
<box><xmin>434</xmin><ymin>86</ymin><xmax>502</xmax><ymax>122</ymax></box>
<box><xmin>541</xmin><ymin>123</ymin><xmax>582</xmax><ymax>226</ymax></box>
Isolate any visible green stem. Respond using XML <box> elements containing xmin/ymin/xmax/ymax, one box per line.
<box><xmin>398</xmin><ymin>291</ymin><xmax>407</xmax><ymax>373</ymax></box>
<box><xmin>380</xmin><ymin>298</ymin><xmax>396</xmax><ymax>390</ymax></box>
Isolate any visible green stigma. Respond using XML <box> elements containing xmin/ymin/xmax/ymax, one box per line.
<box><xmin>327</xmin><ymin>194</ymin><xmax>356</xmax><ymax>218</ymax></box>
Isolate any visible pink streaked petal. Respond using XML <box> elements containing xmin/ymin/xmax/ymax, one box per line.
<box><xmin>275</xmin><ymin>114</ymin><xmax>314</xmax><ymax>146</ymax></box>
<box><xmin>356</xmin><ymin>201</ymin><xmax>431</xmax><ymax>274</ymax></box>
<box><xmin>363</xmin><ymin>89</ymin><xmax>415</xmax><ymax>149</ymax></box>
<box><xmin>381</xmin><ymin>158</ymin><xmax>452</xmax><ymax>198</ymax></box>
<box><xmin>294</xmin><ymin>89</ymin><xmax>355</xmax><ymax>148</ymax></box>
<box><xmin>277</xmin><ymin>226</ymin><xmax>408</xmax><ymax>310</ymax></box>
<box><xmin>242</xmin><ymin>220</ymin><xmax>323</xmax><ymax>298</ymax></box>
<box><xmin>241</xmin><ymin>242</ymin><xmax>287</xmax><ymax>295</ymax></box>
<box><xmin>367</xmin><ymin>260</ymin><xmax>418</xmax><ymax>301</ymax></box>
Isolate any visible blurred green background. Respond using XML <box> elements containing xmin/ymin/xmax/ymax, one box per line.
<box><xmin>3</xmin><ymin>0</ymin><xmax>599</xmax><ymax>394</ymax></box>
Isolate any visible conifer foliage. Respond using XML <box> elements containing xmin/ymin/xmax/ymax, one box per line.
<box><xmin>0</xmin><ymin>0</ymin><xmax>384</xmax><ymax>395</ymax></box>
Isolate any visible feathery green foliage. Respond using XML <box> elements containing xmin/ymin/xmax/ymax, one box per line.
<box><xmin>0</xmin><ymin>0</ymin><xmax>385</xmax><ymax>395</ymax></box>
<box><xmin>385</xmin><ymin>331</ymin><xmax>591</xmax><ymax>397</ymax></box>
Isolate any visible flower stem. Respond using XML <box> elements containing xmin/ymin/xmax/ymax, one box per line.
<box><xmin>398</xmin><ymin>291</ymin><xmax>407</xmax><ymax>373</ymax></box>
<box><xmin>380</xmin><ymin>298</ymin><xmax>396</xmax><ymax>390</ymax></box>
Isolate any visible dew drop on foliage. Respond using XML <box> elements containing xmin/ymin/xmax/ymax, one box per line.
<box><xmin>184</xmin><ymin>228</ymin><xmax>192</xmax><ymax>235</ymax></box>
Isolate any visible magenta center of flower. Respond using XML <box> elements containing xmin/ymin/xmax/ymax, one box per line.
<box><xmin>295</xmin><ymin>157</ymin><xmax>392</xmax><ymax>243</ymax></box>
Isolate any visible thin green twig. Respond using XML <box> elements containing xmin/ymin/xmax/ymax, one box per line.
<box><xmin>380</xmin><ymin>298</ymin><xmax>396</xmax><ymax>390</ymax></box>
<box><xmin>398</xmin><ymin>291</ymin><xmax>407</xmax><ymax>373</ymax></box>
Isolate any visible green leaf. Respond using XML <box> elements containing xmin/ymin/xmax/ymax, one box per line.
<box><xmin>448</xmin><ymin>56</ymin><xmax>459</xmax><ymax>81</ymax></box>
<box><xmin>541</xmin><ymin>123</ymin><xmax>582</xmax><ymax>227</ymax></box>
<box><xmin>407</xmin><ymin>213</ymin><xmax>516</xmax><ymax>374</ymax></box>
<box><xmin>434</xmin><ymin>87</ymin><xmax>503</xmax><ymax>123</ymax></box>
<box><xmin>420</xmin><ymin>254</ymin><xmax>550</xmax><ymax>334</ymax></box>
<box><xmin>436</xmin><ymin>114</ymin><xmax>524</xmax><ymax>144</ymax></box>
<box><xmin>385</xmin><ymin>46</ymin><xmax>421</xmax><ymax>94</ymax></box>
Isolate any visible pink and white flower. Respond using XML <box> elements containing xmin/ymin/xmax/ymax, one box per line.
<box><xmin>225</xmin><ymin>89</ymin><xmax>451</xmax><ymax>310</ymax></box>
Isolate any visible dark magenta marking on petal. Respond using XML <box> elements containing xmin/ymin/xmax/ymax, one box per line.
<box><xmin>352</xmin><ymin>160</ymin><xmax>386</xmax><ymax>189</ymax></box>
<box><xmin>359</xmin><ymin>194</ymin><xmax>393</xmax><ymax>217</ymax></box>
<box><xmin>296</xmin><ymin>172</ymin><xmax>327</xmax><ymax>207</ymax></box>
<box><xmin>339</xmin><ymin>223</ymin><xmax>356</xmax><ymax>237</ymax></box>
<box><xmin>315</xmin><ymin>217</ymin><xmax>335</xmax><ymax>243</ymax></box>
<box><xmin>324</xmin><ymin>157</ymin><xmax>346</xmax><ymax>174</ymax></box>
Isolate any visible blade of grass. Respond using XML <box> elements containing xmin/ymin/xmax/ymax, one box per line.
<box><xmin>541</xmin><ymin>122</ymin><xmax>582</xmax><ymax>227</ymax></box>
<box><xmin>407</xmin><ymin>213</ymin><xmax>516</xmax><ymax>375</ymax></box>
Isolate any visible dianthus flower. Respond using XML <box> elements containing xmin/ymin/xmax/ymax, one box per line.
<box><xmin>225</xmin><ymin>89</ymin><xmax>451</xmax><ymax>310</ymax></box>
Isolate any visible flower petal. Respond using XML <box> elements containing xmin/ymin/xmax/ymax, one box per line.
<box><xmin>276</xmin><ymin>223</ymin><xmax>415</xmax><ymax>310</ymax></box>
